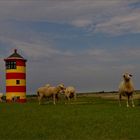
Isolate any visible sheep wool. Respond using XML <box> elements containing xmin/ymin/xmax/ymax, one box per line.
<box><xmin>64</xmin><ymin>86</ymin><xmax>76</xmax><ymax>101</ymax></box>
<box><xmin>119</xmin><ymin>73</ymin><xmax>135</xmax><ymax>107</ymax></box>
<box><xmin>37</xmin><ymin>84</ymin><xmax>65</xmax><ymax>105</ymax></box>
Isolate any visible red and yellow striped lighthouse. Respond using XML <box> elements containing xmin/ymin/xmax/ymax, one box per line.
<box><xmin>4</xmin><ymin>49</ymin><xmax>27</xmax><ymax>103</ymax></box>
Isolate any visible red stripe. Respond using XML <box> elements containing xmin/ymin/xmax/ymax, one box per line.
<box><xmin>19</xmin><ymin>99</ymin><xmax>27</xmax><ymax>103</ymax></box>
<box><xmin>6</xmin><ymin>73</ymin><xmax>26</xmax><ymax>79</ymax></box>
<box><xmin>4</xmin><ymin>59</ymin><xmax>26</xmax><ymax>66</ymax></box>
<box><xmin>16</xmin><ymin>61</ymin><xmax>26</xmax><ymax>66</ymax></box>
<box><xmin>5</xmin><ymin>58</ymin><xmax>26</xmax><ymax>63</ymax></box>
<box><xmin>6</xmin><ymin>99</ymin><xmax>27</xmax><ymax>103</ymax></box>
<box><xmin>6</xmin><ymin>86</ymin><xmax>26</xmax><ymax>92</ymax></box>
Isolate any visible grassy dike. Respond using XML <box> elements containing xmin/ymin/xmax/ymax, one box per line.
<box><xmin>0</xmin><ymin>96</ymin><xmax>140</xmax><ymax>140</ymax></box>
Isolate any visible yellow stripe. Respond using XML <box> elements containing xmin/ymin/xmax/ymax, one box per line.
<box><xmin>6</xmin><ymin>79</ymin><xmax>26</xmax><ymax>86</ymax></box>
<box><xmin>6</xmin><ymin>92</ymin><xmax>26</xmax><ymax>99</ymax></box>
<box><xmin>6</xmin><ymin>66</ymin><xmax>26</xmax><ymax>73</ymax></box>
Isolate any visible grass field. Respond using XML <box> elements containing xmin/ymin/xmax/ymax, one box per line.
<box><xmin>0</xmin><ymin>95</ymin><xmax>140</xmax><ymax>140</ymax></box>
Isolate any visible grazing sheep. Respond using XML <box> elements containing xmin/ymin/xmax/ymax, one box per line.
<box><xmin>119</xmin><ymin>73</ymin><xmax>135</xmax><ymax>107</ymax></box>
<box><xmin>37</xmin><ymin>84</ymin><xmax>65</xmax><ymax>105</ymax></box>
<box><xmin>64</xmin><ymin>86</ymin><xmax>76</xmax><ymax>101</ymax></box>
<box><xmin>45</xmin><ymin>84</ymin><xmax>51</xmax><ymax>88</ymax></box>
<box><xmin>0</xmin><ymin>93</ymin><xmax>3</xmax><ymax>102</ymax></box>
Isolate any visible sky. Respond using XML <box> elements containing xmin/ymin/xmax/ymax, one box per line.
<box><xmin>0</xmin><ymin>0</ymin><xmax>140</xmax><ymax>94</ymax></box>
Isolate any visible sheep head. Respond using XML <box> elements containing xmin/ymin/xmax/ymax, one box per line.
<box><xmin>123</xmin><ymin>73</ymin><xmax>132</xmax><ymax>82</ymax></box>
<box><xmin>57</xmin><ymin>84</ymin><xmax>65</xmax><ymax>93</ymax></box>
<box><xmin>58</xmin><ymin>84</ymin><xmax>64</xmax><ymax>89</ymax></box>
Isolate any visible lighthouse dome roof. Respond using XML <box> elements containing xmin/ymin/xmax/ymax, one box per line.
<box><xmin>5</xmin><ymin>49</ymin><xmax>26</xmax><ymax>61</ymax></box>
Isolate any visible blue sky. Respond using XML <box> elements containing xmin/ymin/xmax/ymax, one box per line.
<box><xmin>0</xmin><ymin>0</ymin><xmax>140</xmax><ymax>94</ymax></box>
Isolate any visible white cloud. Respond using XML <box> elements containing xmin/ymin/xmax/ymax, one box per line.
<box><xmin>0</xmin><ymin>35</ymin><xmax>75</xmax><ymax>62</ymax></box>
<box><xmin>1</xmin><ymin>40</ymin><xmax>140</xmax><ymax>92</ymax></box>
<box><xmin>0</xmin><ymin>0</ymin><xmax>140</xmax><ymax>35</ymax></box>
<box><xmin>95</xmin><ymin>8</ymin><xmax>140</xmax><ymax>35</ymax></box>
<box><xmin>71</xmin><ymin>19</ymin><xmax>92</xmax><ymax>28</ymax></box>
<box><xmin>1</xmin><ymin>0</ymin><xmax>140</xmax><ymax>93</ymax></box>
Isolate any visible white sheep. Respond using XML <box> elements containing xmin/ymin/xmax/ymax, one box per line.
<box><xmin>64</xmin><ymin>86</ymin><xmax>76</xmax><ymax>101</ymax></box>
<box><xmin>0</xmin><ymin>93</ymin><xmax>3</xmax><ymax>102</ymax></box>
<box><xmin>44</xmin><ymin>84</ymin><xmax>51</xmax><ymax>88</ymax></box>
<box><xmin>37</xmin><ymin>84</ymin><xmax>65</xmax><ymax>105</ymax></box>
<box><xmin>119</xmin><ymin>73</ymin><xmax>135</xmax><ymax>107</ymax></box>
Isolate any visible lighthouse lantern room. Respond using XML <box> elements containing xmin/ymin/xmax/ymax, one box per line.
<box><xmin>4</xmin><ymin>49</ymin><xmax>27</xmax><ymax>103</ymax></box>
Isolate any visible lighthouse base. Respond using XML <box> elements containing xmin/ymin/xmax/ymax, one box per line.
<box><xmin>6</xmin><ymin>98</ymin><xmax>27</xmax><ymax>103</ymax></box>
<box><xmin>6</xmin><ymin>92</ymin><xmax>27</xmax><ymax>103</ymax></box>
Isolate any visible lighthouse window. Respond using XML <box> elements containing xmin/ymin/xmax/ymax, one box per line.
<box><xmin>6</xmin><ymin>61</ymin><xmax>16</xmax><ymax>69</ymax></box>
<box><xmin>16</xmin><ymin>80</ymin><xmax>20</xmax><ymax>85</ymax></box>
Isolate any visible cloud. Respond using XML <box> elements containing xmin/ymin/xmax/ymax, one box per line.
<box><xmin>71</xmin><ymin>19</ymin><xmax>92</xmax><ymax>28</ymax></box>
<box><xmin>95</xmin><ymin>8</ymin><xmax>140</xmax><ymax>35</ymax></box>
<box><xmin>2</xmin><ymin>35</ymin><xmax>140</xmax><ymax>68</ymax></box>
<box><xmin>0</xmin><ymin>0</ymin><xmax>140</xmax><ymax>35</ymax></box>
<box><xmin>1</xmin><ymin>40</ymin><xmax>140</xmax><ymax>92</ymax></box>
<box><xmin>0</xmin><ymin>38</ymin><xmax>56</xmax><ymax>60</ymax></box>
<box><xmin>1</xmin><ymin>0</ymin><xmax>140</xmax><ymax>93</ymax></box>
<box><xmin>0</xmin><ymin>35</ymin><xmax>75</xmax><ymax>62</ymax></box>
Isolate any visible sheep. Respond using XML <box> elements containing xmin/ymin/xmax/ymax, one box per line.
<box><xmin>37</xmin><ymin>84</ymin><xmax>65</xmax><ymax>105</ymax></box>
<box><xmin>64</xmin><ymin>86</ymin><xmax>76</xmax><ymax>102</ymax></box>
<box><xmin>0</xmin><ymin>93</ymin><xmax>3</xmax><ymax>102</ymax></box>
<box><xmin>44</xmin><ymin>84</ymin><xmax>51</xmax><ymax>88</ymax></box>
<box><xmin>118</xmin><ymin>73</ymin><xmax>135</xmax><ymax>107</ymax></box>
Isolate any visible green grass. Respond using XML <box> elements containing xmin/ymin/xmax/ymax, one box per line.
<box><xmin>0</xmin><ymin>96</ymin><xmax>140</xmax><ymax>140</ymax></box>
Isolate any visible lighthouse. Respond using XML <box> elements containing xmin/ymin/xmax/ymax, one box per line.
<box><xmin>4</xmin><ymin>49</ymin><xmax>27</xmax><ymax>103</ymax></box>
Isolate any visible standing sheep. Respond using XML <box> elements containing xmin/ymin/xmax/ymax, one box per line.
<box><xmin>37</xmin><ymin>84</ymin><xmax>65</xmax><ymax>105</ymax></box>
<box><xmin>119</xmin><ymin>73</ymin><xmax>135</xmax><ymax>107</ymax></box>
<box><xmin>64</xmin><ymin>86</ymin><xmax>76</xmax><ymax>102</ymax></box>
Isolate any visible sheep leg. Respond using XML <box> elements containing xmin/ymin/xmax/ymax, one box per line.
<box><xmin>38</xmin><ymin>97</ymin><xmax>41</xmax><ymax>105</ymax></box>
<box><xmin>127</xmin><ymin>95</ymin><xmax>130</xmax><ymax>107</ymax></box>
<box><xmin>38</xmin><ymin>93</ymin><xmax>42</xmax><ymax>105</ymax></box>
<box><xmin>53</xmin><ymin>94</ymin><xmax>56</xmax><ymax>105</ymax></box>
<box><xmin>119</xmin><ymin>93</ymin><xmax>122</xmax><ymax>107</ymax></box>
<box><xmin>0</xmin><ymin>98</ymin><xmax>2</xmax><ymax>102</ymax></box>
<box><xmin>131</xmin><ymin>95</ymin><xmax>135</xmax><ymax>107</ymax></box>
<box><xmin>65</xmin><ymin>96</ymin><xmax>68</xmax><ymax>104</ymax></box>
<box><xmin>66</xmin><ymin>92</ymin><xmax>70</xmax><ymax>101</ymax></box>
<box><xmin>74</xmin><ymin>93</ymin><xmax>76</xmax><ymax>100</ymax></box>
<box><xmin>65</xmin><ymin>96</ymin><xmax>70</xmax><ymax>104</ymax></box>
<box><xmin>68</xmin><ymin>96</ymin><xmax>70</xmax><ymax>101</ymax></box>
<box><xmin>55</xmin><ymin>94</ymin><xmax>59</xmax><ymax>101</ymax></box>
